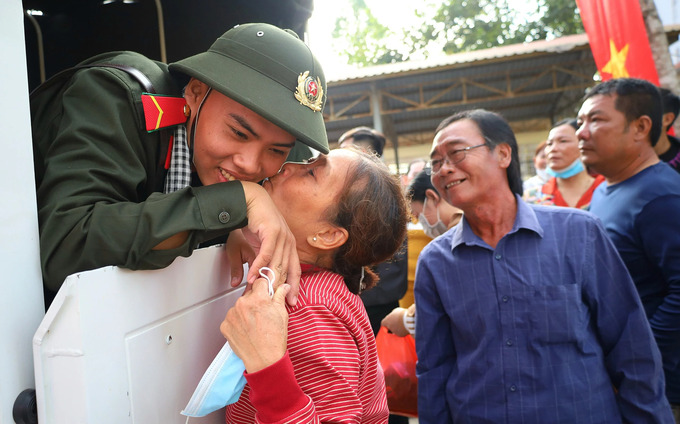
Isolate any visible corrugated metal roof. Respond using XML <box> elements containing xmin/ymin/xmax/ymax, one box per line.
<box><xmin>324</xmin><ymin>34</ymin><xmax>598</xmax><ymax>145</ymax></box>
<box><xmin>323</xmin><ymin>25</ymin><xmax>680</xmax><ymax>150</ymax></box>
<box><xmin>328</xmin><ymin>33</ymin><xmax>592</xmax><ymax>83</ymax></box>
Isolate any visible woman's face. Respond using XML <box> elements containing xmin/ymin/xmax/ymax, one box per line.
<box><xmin>545</xmin><ymin>124</ymin><xmax>580</xmax><ymax>171</ymax></box>
<box><xmin>410</xmin><ymin>200</ymin><xmax>424</xmax><ymax>221</ymax></box>
<box><xmin>410</xmin><ymin>197</ymin><xmax>439</xmax><ymax>226</ymax></box>
<box><xmin>262</xmin><ymin>149</ymin><xmax>355</xmax><ymax>247</ymax></box>
<box><xmin>534</xmin><ymin>147</ymin><xmax>547</xmax><ymax>171</ymax></box>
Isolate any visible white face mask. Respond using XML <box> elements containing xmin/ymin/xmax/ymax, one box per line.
<box><xmin>535</xmin><ymin>167</ymin><xmax>549</xmax><ymax>182</ymax></box>
<box><xmin>418</xmin><ymin>197</ymin><xmax>449</xmax><ymax>239</ymax></box>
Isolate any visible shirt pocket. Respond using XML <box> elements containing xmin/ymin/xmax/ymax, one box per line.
<box><xmin>526</xmin><ymin>283</ymin><xmax>586</xmax><ymax>345</ymax></box>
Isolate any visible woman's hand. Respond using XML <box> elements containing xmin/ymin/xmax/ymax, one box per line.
<box><xmin>220</xmin><ymin>278</ymin><xmax>290</xmax><ymax>373</ymax></box>
<box><xmin>241</xmin><ymin>181</ymin><xmax>301</xmax><ymax>306</ymax></box>
<box><xmin>381</xmin><ymin>307</ymin><xmax>410</xmax><ymax>337</ymax></box>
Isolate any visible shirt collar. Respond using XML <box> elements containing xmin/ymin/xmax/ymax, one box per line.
<box><xmin>300</xmin><ymin>263</ymin><xmax>325</xmax><ymax>274</ymax></box>
<box><xmin>163</xmin><ymin>125</ymin><xmax>191</xmax><ymax>193</ymax></box>
<box><xmin>450</xmin><ymin>194</ymin><xmax>544</xmax><ymax>251</ymax></box>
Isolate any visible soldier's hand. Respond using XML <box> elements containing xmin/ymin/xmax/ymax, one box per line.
<box><xmin>224</xmin><ymin>230</ymin><xmax>255</xmax><ymax>288</ymax></box>
<box><xmin>240</xmin><ymin>181</ymin><xmax>301</xmax><ymax>306</ymax></box>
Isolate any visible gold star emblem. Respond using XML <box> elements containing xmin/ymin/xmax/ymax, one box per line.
<box><xmin>294</xmin><ymin>71</ymin><xmax>324</xmax><ymax>112</ymax></box>
<box><xmin>601</xmin><ymin>40</ymin><xmax>630</xmax><ymax>78</ymax></box>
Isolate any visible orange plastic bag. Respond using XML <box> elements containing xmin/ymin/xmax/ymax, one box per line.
<box><xmin>376</xmin><ymin>326</ymin><xmax>418</xmax><ymax>417</ymax></box>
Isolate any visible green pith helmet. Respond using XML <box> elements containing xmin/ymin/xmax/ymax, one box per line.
<box><xmin>169</xmin><ymin>23</ymin><xmax>329</xmax><ymax>154</ymax></box>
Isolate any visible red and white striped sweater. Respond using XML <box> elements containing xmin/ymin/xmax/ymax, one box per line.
<box><xmin>225</xmin><ymin>265</ymin><xmax>388</xmax><ymax>424</ymax></box>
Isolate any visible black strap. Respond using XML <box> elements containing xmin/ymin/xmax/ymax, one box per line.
<box><xmin>77</xmin><ymin>63</ymin><xmax>156</xmax><ymax>94</ymax></box>
<box><xmin>30</xmin><ymin>62</ymin><xmax>156</xmax><ymax>98</ymax></box>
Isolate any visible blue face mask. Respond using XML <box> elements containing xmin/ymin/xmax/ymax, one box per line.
<box><xmin>180</xmin><ymin>341</ymin><xmax>247</xmax><ymax>418</ymax></box>
<box><xmin>545</xmin><ymin>158</ymin><xmax>585</xmax><ymax>179</ymax></box>
<box><xmin>181</xmin><ymin>267</ymin><xmax>276</xmax><ymax>418</ymax></box>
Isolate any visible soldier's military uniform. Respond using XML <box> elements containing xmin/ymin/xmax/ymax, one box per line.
<box><xmin>31</xmin><ymin>24</ymin><xmax>329</xmax><ymax>302</ymax></box>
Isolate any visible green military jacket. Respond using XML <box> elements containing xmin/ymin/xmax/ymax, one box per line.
<box><xmin>32</xmin><ymin>51</ymin><xmax>310</xmax><ymax>295</ymax></box>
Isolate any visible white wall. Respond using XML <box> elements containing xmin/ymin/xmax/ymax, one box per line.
<box><xmin>0</xmin><ymin>1</ymin><xmax>46</xmax><ymax>423</ymax></box>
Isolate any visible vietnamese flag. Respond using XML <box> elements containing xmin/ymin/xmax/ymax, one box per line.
<box><xmin>576</xmin><ymin>0</ymin><xmax>659</xmax><ymax>85</ymax></box>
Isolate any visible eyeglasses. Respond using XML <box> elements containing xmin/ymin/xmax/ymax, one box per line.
<box><xmin>428</xmin><ymin>143</ymin><xmax>487</xmax><ymax>174</ymax></box>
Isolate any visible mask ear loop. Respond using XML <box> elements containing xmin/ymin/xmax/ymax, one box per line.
<box><xmin>258</xmin><ymin>267</ymin><xmax>276</xmax><ymax>298</ymax></box>
<box><xmin>359</xmin><ymin>267</ymin><xmax>366</xmax><ymax>292</ymax></box>
<box><xmin>421</xmin><ymin>196</ymin><xmax>442</xmax><ymax>226</ymax></box>
<box><xmin>189</xmin><ymin>87</ymin><xmax>212</xmax><ymax>166</ymax></box>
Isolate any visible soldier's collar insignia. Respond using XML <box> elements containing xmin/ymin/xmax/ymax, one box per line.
<box><xmin>294</xmin><ymin>71</ymin><xmax>323</xmax><ymax>112</ymax></box>
<box><xmin>141</xmin><ymin>93</ymin><xmax>187</xmax><ymax>132</ymax></box>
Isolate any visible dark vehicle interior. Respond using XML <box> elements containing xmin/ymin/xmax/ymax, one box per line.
<box><xmin>22</xmin><ymin>0</ymin><xmax>314</xmax><ymax>92</ymax></box>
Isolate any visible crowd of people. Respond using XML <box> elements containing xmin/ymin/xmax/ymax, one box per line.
<box><xmin>383</xmin><ymin>79</ymin><xmax>680</xmax><ymax>423</ymax></box>
<box><xmin>29</xmin><ymin>20</ymin><xmax>679</xmax><ymax>424</ymax></box>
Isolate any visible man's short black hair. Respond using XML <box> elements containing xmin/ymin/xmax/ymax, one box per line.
<box><xmin>584</xmin><ymin>78</ymin><xmax>663</xmax><ymax>146</ymax></box>
<box><xmin>407</xmin><ymin>168</ymin><xmax>437</xmax><ymax>203</ymax></box>
<box><xmin>338</xmin><ymin>126</ymin><xmax>387</xmax><ymax>157</ymax></box>
<box><xmin>659</xmin><ymin>87</ymin><xmax>680</xmax><ymax>131</ymax></box>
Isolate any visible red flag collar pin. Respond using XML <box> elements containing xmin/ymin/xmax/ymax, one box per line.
<box><xmin>294</xmin><ymin>71</ymin><xmax>324</xmax><ymax>112</ymax></box>
<box><xmin>141</xmin><ymin>94</ymin><xmax>187</xmax><ymax>132</ymax></box>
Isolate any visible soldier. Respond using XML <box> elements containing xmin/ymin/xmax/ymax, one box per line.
<box><xmin>31</xmin><ymin>23</ymin><xmax>328</xmax><ymax>306</ymax></box>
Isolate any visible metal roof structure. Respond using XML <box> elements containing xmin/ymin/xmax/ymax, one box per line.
<box><xmin>323</xmin><ymin>26</ymin><xmax>680</xmax><ymax>168</ymax></box>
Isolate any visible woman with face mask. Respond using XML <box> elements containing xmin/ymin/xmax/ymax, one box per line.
<box><xmin>380</xmin><ymin>169</ymin><xmax>463</xmax><ymax>338</ymax></box>
<box><xmin>522</xmin><ymin>140</ymin><xmax>549</xmax><ymax>197</ymax></box>
<box><xmin>408</xmin><ymin>168</ymin><xmax>463</xmax><ymax>239</ymax></box>
<box><xmin>524</xmin><ymin>119</ymin><xmax>604</xmax><ymax>209</ymax></box>
<box><xmin>219</xmin><ymin>147</ymin><xmax>410</xmax><ymax>423</ymax></box>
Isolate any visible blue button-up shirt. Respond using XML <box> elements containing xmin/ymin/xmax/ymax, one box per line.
<box><xmin>414</xmin><ymin>196</ymin><xmax>673</xmax><ymax>424</ymax></box>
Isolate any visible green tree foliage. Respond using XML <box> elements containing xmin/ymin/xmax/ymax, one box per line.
<box><xmin>333</xmin><ymin>0</ymin><xmax>584</xmax><ymax>66</ymax></box>
<box><xmin>332</xmin><ymin>0</ymin><xmax>405</xmax><ymax>65</ymax></box>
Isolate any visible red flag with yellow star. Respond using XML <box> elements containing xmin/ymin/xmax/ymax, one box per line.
<box><xmin>576</xmin><ymin>0</ymin><xmax>659</xmax><ymax>84</ymax></box>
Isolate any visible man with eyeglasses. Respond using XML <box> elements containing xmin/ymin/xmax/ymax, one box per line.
<box><xmin>414</xmin><ymin>109</ymin><xmax>673</xmax><ymax>423</ymax></box>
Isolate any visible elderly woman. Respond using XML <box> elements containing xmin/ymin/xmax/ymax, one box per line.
<box><xmin>222</xmin><ymin>148</ymin><xmax>409</xmax><ymax>423</ymax></box>
<box><xmin>524</xmin><ymin>119</ymin><xmax>604</xmax><ymax>209</ymax></box>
